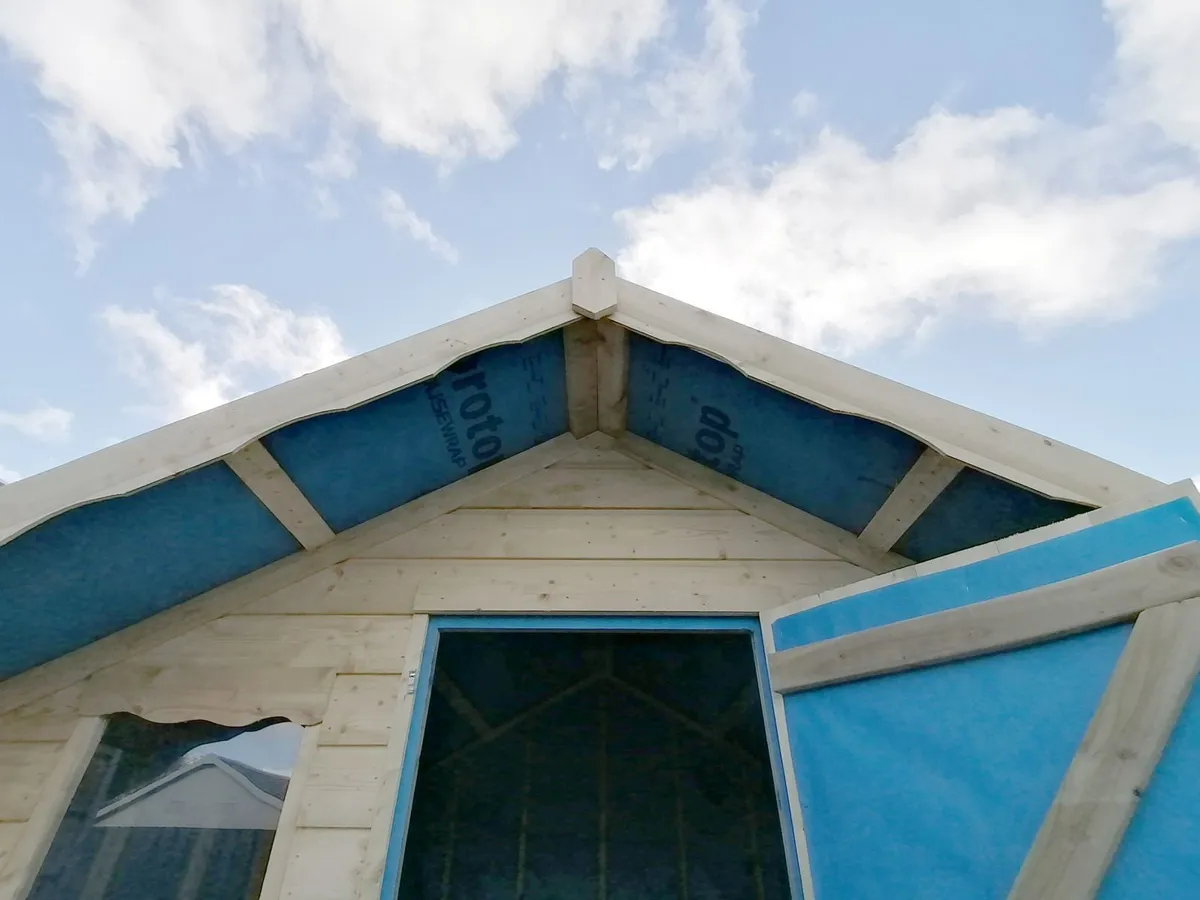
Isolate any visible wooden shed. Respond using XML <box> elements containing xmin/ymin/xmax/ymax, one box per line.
<box><xmin>0</xmin><ymin>249</ymin><xmax>1197</xmax><ymax>900</ymax></box>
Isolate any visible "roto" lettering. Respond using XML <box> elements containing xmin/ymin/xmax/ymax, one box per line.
<box><xmin>448</xmin><ymin>356</ymin><xmax>505</xmax><ymax>473</ymax></box>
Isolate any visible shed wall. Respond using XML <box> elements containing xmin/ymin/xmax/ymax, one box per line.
<box><xmin>0</xmin><ymin>445</ymin><xmax>870</xmax><ymax>900</ymax></box>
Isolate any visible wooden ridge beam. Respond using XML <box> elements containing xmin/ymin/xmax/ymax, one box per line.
<box><xmin>769</xmin><ymin>542</ymin><xmax>1200</xmax><ymax>694</ymax></box>
<box><xmin>858</xmin><ymin>447</ymin><xmax>964</xmax><ymax>552</ymax></box>
<box><xmin>226</xmin><ymin>440</ymin><xmax>335</xmax><ymax>551</ymax></box>
<box><xmin>562</xmin><ymin>320</ymin><xmax>599</xmax><ymax>437</ymax></box>
<box><xmin>1008</xmin><ymin>598</ymin><xmax>1200</xmax><ymax>900</ymax></box>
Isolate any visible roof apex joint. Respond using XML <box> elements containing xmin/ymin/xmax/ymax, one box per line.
<box><xmin>571</xmin><ymin>248</ymin><xmax>618</xmax><ymax>319</ymax></box>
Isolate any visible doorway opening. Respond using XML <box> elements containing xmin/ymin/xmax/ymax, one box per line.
<box><xmin>391</xmin><ymin>620</ymin><xmax>796</xmax><ymax>899</ymax></box>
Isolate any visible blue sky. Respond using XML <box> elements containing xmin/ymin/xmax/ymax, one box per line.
<box><xmin>1</xmin><ymin>0</ymin><xmax>1197</xmax><ymax>486</ymax></box>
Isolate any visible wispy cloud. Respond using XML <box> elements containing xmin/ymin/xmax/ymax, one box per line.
<box><xmin>617</xmin><ymin>0</ymin><xmax>1200</xmax><ymax>355</ymax></box>
<box><xmin>0</xmin><ymin>404</ymin><xmax>73</xmax><ymax>441</ymax></box>
<box><xmin>0</xmin><ymin>463</ymin><xmax>22</xmax><ymax>484</ymax></box>
<box><xmin>380</xmin><ymin>189</ymin><xmax>459</xmax><ymax>263</ymax></box>
<box><xmin>0</xmin><ymin>0</ymin><xmax>667</xmax><ymax>263</ymax></box>
<box><xmin>102</xmin><ymin>284</ymin><xmax>348</xmax><ymax>422</ymax></box>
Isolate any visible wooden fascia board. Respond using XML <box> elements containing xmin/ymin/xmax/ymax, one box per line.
<box><xmin>858</xmin><ymin>447</ymin><xmax>965</xmax><ymax>553</ymax></box>
<box><xmin>225</xmin><ymin>440</ymin><xmax>335</xmax><ymax>550</ymax></box>
<box><xmin>612</xmin><ymin>278</ymin><xmax>1160</xmax><ymax>508</ymax></box>
<box><xmin>1007</xmin><ymin>598</ymin><xmax>1200</xmax><ymax>899</ymax></box>
<box><xmin>768</xmin><ymin>542</ymin><xmax>1200</xmax><ymax>694</ymax></box>
<box><xmin>1</xmin><ymin>279</ymin><xmax>578</xmax><ymax>547</ymax></box>
<box><xmin>0</xmin><ymin>434</ymin><xmax>581</xmax><ymax>717</ymax></box>
<box><xmin>611</xmin><ymin>432</ymin><xmax>909</xmax><ymax>575</ymax></box>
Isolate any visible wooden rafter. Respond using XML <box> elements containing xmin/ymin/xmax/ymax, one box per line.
<box><xmin>225</xmin><ymin>440</ymin><xmax>335</xmax><ymax>551</ymax></box>
<box><xmin>857</xmin><ymin>447</ymin><xmax>964</xmax><ymax>552</ymax></box>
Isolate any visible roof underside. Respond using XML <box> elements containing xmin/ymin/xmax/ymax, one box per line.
<box><xmin>0</xmin><ymin>262</ymin><xmax>1159</xmax><ymax>683</ymax></box>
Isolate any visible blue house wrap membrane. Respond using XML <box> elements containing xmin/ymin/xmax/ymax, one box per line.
<box><xmin>771</xmin><ymin>496</ymin><xmax>1200</xmax><ymax>900</ymax></box>
<box><xmin>0</xmin><ymin>463</ymin><xmax>298</xmax><ymax>680</ymax></box>
<box><xmin>262</xmin><ymin>332</ymin><xmax>568</xmax><ymax>532</ymax></box>
<box><xmin>782</xmin><ymin>626</ymin><xmax>1130</xmax><ymax>900</ymax></box>
<box><xmin>1098</xmin><ymin>682</ymin><xmax>1200</xmax><ymax>898</ymax></box>
<box><xmin>894</xmin><ymin>467</ymin><xmax>1087</xmax><ymax>561</ymax></box>
<box><xmin>625</xmin><ymin>335</ymin><xmax>924</xmax><ymax>536</ymax></box>
<box><xmin>773</xmin><ymin>497</ymin><xmax>1200</xmax><ymax>650</ymax></box>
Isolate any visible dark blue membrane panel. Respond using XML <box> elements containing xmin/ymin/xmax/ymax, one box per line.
<box><xmin>774</xmin><ymin>497</ymin><xmax>1200</xmax><ymax>650</ymax></box>
<box><xmin>783</xmin><ymin>625</ymin><xmax>1130</xmax><ymax>900</ymax></box>
<box><xmin>626</xmin><ymin>335</ymin><xmax>924</xmax><ymax>535</ymax></box>
<box><xmin>263</xmin><ymin>331</ymin><xmax>568</xmax><ymax>533</ymax></box>
<box><xmin>0</xmin><ymin>464</ymin><xmax>299</xmax><ymax>679</ymax></box>
<box><xmin>1098</xmin><ymin>681</ymin><xmax>1200</xmax><ymax>898</ymax></box>
<box><xmin>896</xmin><ymin>467</ymin><xmax>1088</xmax><ymax>561</ymax></box>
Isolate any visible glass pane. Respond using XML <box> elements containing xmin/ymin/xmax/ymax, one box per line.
<box><xmin>27</xmin><ymin>714</ymin><xmax>303</xmax><ymax>900</ymax></box>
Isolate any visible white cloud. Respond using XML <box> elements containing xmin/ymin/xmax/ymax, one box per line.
<box><xmin>0</xmin><ymin>405</ymin><xmax>73</xmax><ymax>442</ymax></box>
<box><xmin>593</xmin><ymin>0</ymin><xmax>756</xmax><ymax>171</ymax></box>
<box><xmin>616</xmin><ymin>0</ymin><xmax>1200</xmax><ymax>355</ymax></box>
<box><xmin>0</xmin><ymin>463</ymin><xmax>20</xmax><ymax>484</ymax></box>
<box><xmin>1105</xmin><ymin>0</ymin><xmax>1200</xmax><ymax>155</ymax></box>
<box><xmin>102</xmin><ymin>284</ymin><xmax>348</xmax><ymax>421</ymax></box>
<box><xmin>380</xmin><ymin>189</ymin><xmax>459</xmax><ymax>263</ymax></box>
<box><xmin>0</xmin><ymin>0</ymin><xmax>667</xmax><ymax>261</ymax></box>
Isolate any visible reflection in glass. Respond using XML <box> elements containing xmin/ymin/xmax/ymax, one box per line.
<box><xmin>27</xmin><ymin>715</ymin><xmax>302</xmax><ymax>900</ymax></box>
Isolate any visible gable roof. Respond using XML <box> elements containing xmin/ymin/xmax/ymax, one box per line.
<box><xmin>0</xmin><ymin>249</ymin><xmax>1160</xmax><ymax>685</ymax></box>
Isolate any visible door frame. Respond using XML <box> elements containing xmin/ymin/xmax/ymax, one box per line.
<box><xmin>378</xmin><ymin>614</ymin><xmax>803</xmax><ymax>899</ymax></box>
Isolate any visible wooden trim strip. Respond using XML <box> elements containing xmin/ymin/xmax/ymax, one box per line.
<box><xmin>0</xmin><ymin>717</ymin><xmax>105</xmax><ymax>900</ymax></box>
<box><xmin>1008</xmin><ymin>598</ymin><xmax>1200</xmax><ymax>900</ymax></box>
<box><xmin>768</xmin><ymin>543</ymin><xmax>1200</xmax><ymax>694</ymax></box>
<box><xmin>571</xmin><ymin>249</ymin><xmax>618</xmax><ymax>320</ymax></box>
<box><xmin>857</xmin><ymin>448</ymin><xmax>964</xmax><ymax>552</ymax></box>
<box><xmin>596</xmin><ymin>321</ymin><xmax>629</xmax><ymax>436</ymax></box>
<box><xmin>563</xmin><ymin>320</ymin><xmax>599</xmax><ymax>437</ymax></box>
<box><xmin>613</xmin><ymin>432</ymin><xmax>908</xmax><ymax>575</ymax></box>
<box><xmin>0</xmin><ymin>435</ymin><xmax>579</xmax><ymax>717</ymax></box>
<box><xmin>225</xmin><ymin>440</ymin><xmax>335</xmax><ymax>551</ymax></box>
<box><xmin>257</xmin><ymin>724</ymin><xmax>322</xmax><ymax>900</ymax></box>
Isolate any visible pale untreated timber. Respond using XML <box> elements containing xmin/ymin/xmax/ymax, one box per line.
<box><xmin>563</xmin><ymin>320</ymin><xmax>599</xmax><ymax>437</ymax></box>
<box><xmin>258</xmin><ymin>724</ymin><xmax>321</xmax><ymax>900</ymax></box>
<box><xmin>356</xmin><ymin>615</ymin><xmax>430</xmax><ymax>900</ymax></box>
<box><xmin>596</xmin><ymin>320</ymin><xmax>629</xmax><ymax>435</ymax></box>
<box><xmin>858</xmin><ymin>448</ymin><xmax>964</xmax><ymax>552</ymax></box>
<box><xmin>614</xmin><ymin>433</ymin><xmax>908</xmax><ymax>574</ymax></box>
<box><xmin>571</xmin><ymin>248</ymin><xmax>618</xmax><ymax>319</ymax></box>
<box><xmin>299</xmin><ymin>746</ymin><xmax>388</xmax><ymax>830</ymax></box>
<box><xmin>769</xmin><ymin>542</ymin><xmax>1200</xmax><ymax>694</ymax></box>
<box><xmin>281</xmin><ymin>828</ymin><xmax>371</xmax><ymax>900</ymax></box>
<box><xmin>1008</xmin><ymin>598</ymin><xmax>1200</xmax><ymax>900</ymax></box>
<box><xmin>77</xmin><ymin>665</ymin><xmax>337</xmax><ymax>726</ymax></box>
<box><xmin>464</xmin><ymin>466</ymin><xmax>730</xmax><ymax>510</ymax></box>
<box><xmin>0</xmin><ymin>717</ymin><xmax>105</xmax><ymax>900</ymax></box>
<box><xmin>225</xmin><ymin>440</ymin><xmax>334</xmax><ymax>551</ymax></box>
<box><xmin>0</xmin><ymin>435</ymin><xmax>579</xmax><ymax>717</ymax></box>
<box><xmin>319</xmin><ymin>675</ymin><xmax>403</xmax><ymax>747</ymax></box>
<box><xmin>373</xmin><ymin>509</ymin><xmax>843</xmax><ymax>562</ymax></box>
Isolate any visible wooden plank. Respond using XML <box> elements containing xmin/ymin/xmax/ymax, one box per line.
<box><xmin>614</xmin><ymin>277</ymin><xmax>1157</xmax><ymax>506</ymax></box>
<box><xmin>769</xmin><ymin>542</ymin><xmax>1200</xmax><ymax>694</ymax></box>
<box><xmin>280</xmin><ymin>828</ymin><xmax>370</xmax><ymax>900</ymax></box>
<box><xmin>596</xmin><ymin>320</ymin><xmax>629</xmax><ymax>435</ymax></box>
<box><xmin>410</xmin><ymin>559</ymin><xmax>868</xmax><ymax>614</ymax></box>
<box><xmin>1008</xmin><ymin>598</ymin><xmax>1200</xmax><ymax>900</ymax></box>
<box><xmin>135</xmin><ymin>617</ymin><xmax>412</xmax><ymax>674</ymax></box>
<box><xmin>0</xmin><ymin>718</ymin><xmax>105</xmax><ymax>900</ymax></box>
<box><xmin>77</xmin><ymin>665</ymin><xmax>337</xmax><ymax>726</ymax></box>
<box><xmin>368</xmin><ymin>509</ymin><xmax>844</xmax><ymax>561</ymax></box>
<box><xmin>563</xmin><ymin>320</ymin><xmax>599</xmax><ymax>437</ymax></box>
<box><xmin>356</xmin><ymin>615</ymin><xmax>429</xmax><ymax>899</ymax></box>
<box><xmin>0</xmin><ymin>711</ymin><xmax>77</xmax><ymax>743</ymax></box>
<box><xmin>258</xmin><ymin>724</ymin><xmax>320</xmax><ymax>900</ymax></box>
<box><xmin>242</xmin><ymin>563</ymin><xmax>419</xmax><ymax>616</ymax></box>
<box><xmin>571</xmin><ymin>248</ymin><xmax>618</xmax><ymax>319</ymax></box>
<box><xmin>0</xmin><ymin>745</ymin><xmax>60</xmax><ymax>786</ymax></box>
<box><xmin>550</xmin><ymin>444</ymin><xmax>647</xmax><ymax>470</ymax></box>
<box><xmin>225</xmin><ymin>440</ymin><xmax>335</xmax><ymax>551</ymax></box>
<box><xmin>1</xmin><ymin>278</ymin><xmax>575</xmax><ymax>548</ymax></box>
<box><xmin>0</xmin><ymin>825</ymin><xmax>20</xmax><ymax>884</ymax></box>
<box><xmin>614</xmin><ymin>433</ymin><xmax>909</xmax><ymax>574</ymax></box>
<box><xmin>0</xmin><ymin>433</ymin><xmax>580</xmax><ymax>717</ymax></box>
<box><xmin>299</xmin><ymin>746</ymin><xmax>388</xmax><ymax>829</ymax></box>
<box><xmin>465</xmin><ymin>466</ymin><xmax>730</xmax><ymax>510</ymax></box>
<box><xmin>858</xmin><ymin>447</ymin><xmax>965</xmax><ymax>552</ymax></box>
<box><xmin>319</xmin><ymin>675</ymin><xmax>403</xmax><ymax>747</ymax></box>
